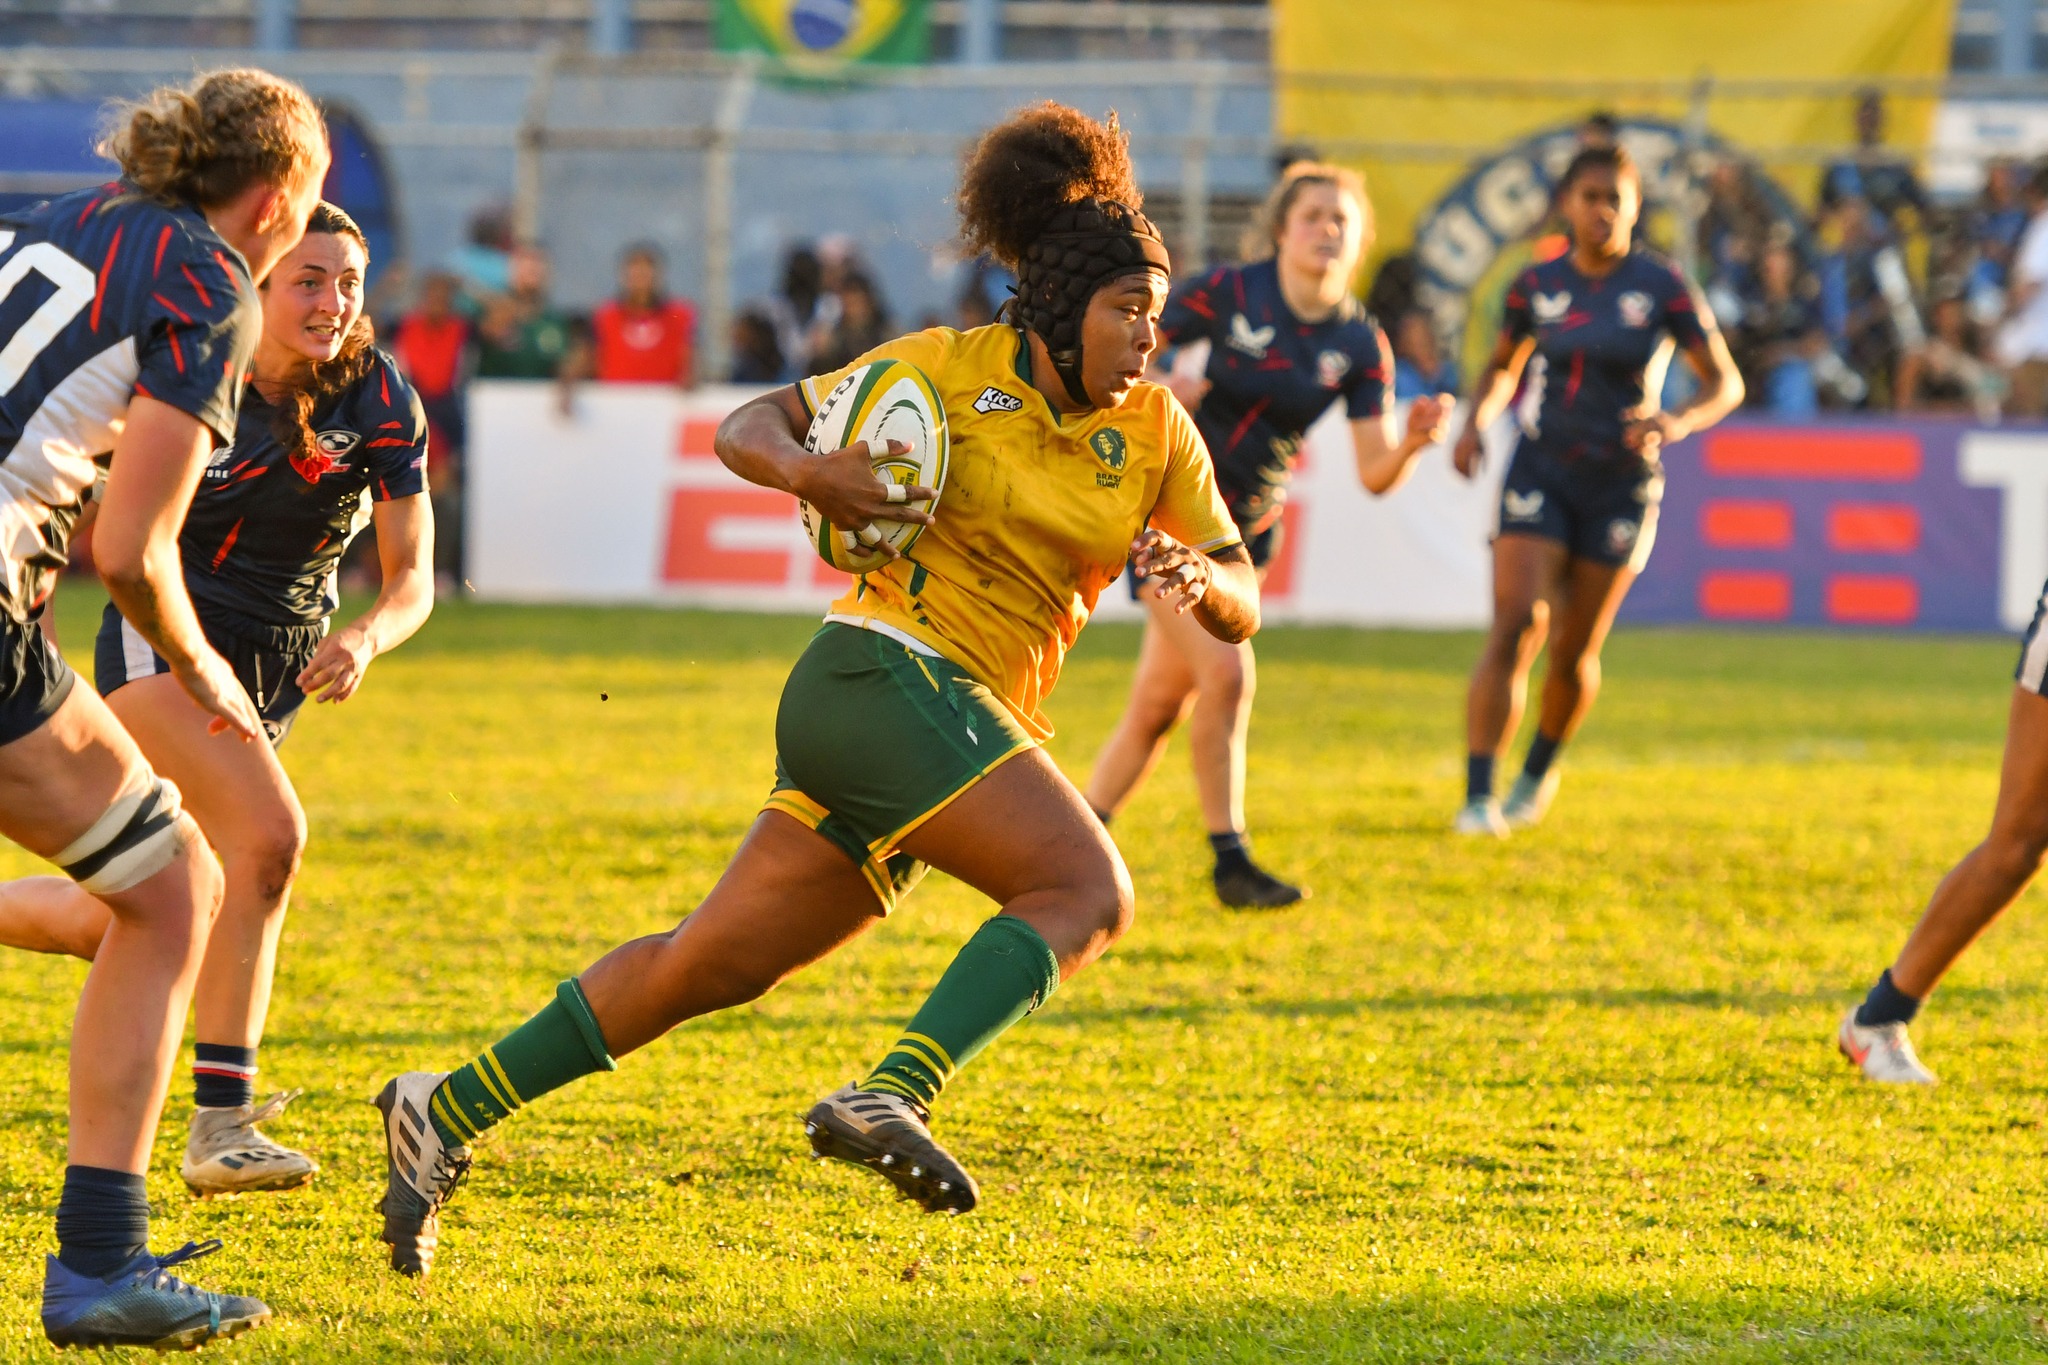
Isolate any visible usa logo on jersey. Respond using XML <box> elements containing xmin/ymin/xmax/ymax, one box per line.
<box><xmin>1618</xmin><ymin>291</ymin><xmax>1653</xmax><ymax>328</ymax></box>
<box><xmin>291</xmin><ymin>429</ymin><xmax>359</xmax><ymax>484</ymax></box>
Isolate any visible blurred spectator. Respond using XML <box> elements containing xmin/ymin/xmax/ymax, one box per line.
<box><xmin>590</xmin><ymin>242</ymin><xmax>696</xmax><ymax>386</ymax></box>
<box><xmin>810</xmin><ymin>271</ymin><xmax>892</xmax><ymax>373</ymax></box>
<box><xmin>1733</xmin><ymin>240</ymin><xmax>1859</xmax><ymax>417</ymax></box>
<box><xmin>1819</xmin><ymin>91</ymin><xmax>1927</xmax><ymax>231</ymax></box>
<box><xmin>1998</xmin><ymin>164</ymin><xmax>2048</xmax><ymax>418</ymax></box>
<box><xmin>1968</xmin><ymin>157</ymin><xmax>2030</xmax><ymax>321</ymax></box>
<box><xmin>391</xmin><ymin>271</ymin><xmax>473</xmax><ymax>454</ymax></box>
<box><xmin>1697</xmin><ymin>159</ymin><xmax>1774</xmax><ymax>311</ymax></box>
<box><xmin>475</xmin><ymin>244</ymin><xmax>577</xmax><ymax>380</ymax></box>
<box><xmin>1899</xmin><ymin>295</ymin><xmax>2004</xmax><ymax>421</ymax></box>
<box><xmin>729</xmin><ymin>306</ymin><xmax>785</xmax><ymax>384</ymax></box>
<box><xmin>1390</xmin><ymin>310</ymin><xmax>1457</xmax><ymax>401</ymax></box>
<box><xmin>451</xmin><ymin>204</ymin><xmax>514</xmax><ymax>304</ymax></box>
<box><xmin>765</xmin><ymin>245</ymin><xmax>830</xmax><ymax>378</ymax></box>
<box><xmin>1815</xmin><ymin>196</ymin><xmax>1923</xmax><ymax>408</ymax></box>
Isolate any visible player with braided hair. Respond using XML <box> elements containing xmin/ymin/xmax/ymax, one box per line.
<box><xmin>367</xmin><ymin>101</ymin><xmax>1257</xmax><ymax>1279</ymax></box>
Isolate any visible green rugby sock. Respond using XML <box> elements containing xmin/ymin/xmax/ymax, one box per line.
<box><xmin>429</xmin><ymin>978</ymin><xmax>616</xmax><ymax>1147</ymax></box>
<box><xmin>861</xmin><ymin>914</ymin><xmax>1060</xmax><ymax>1108</ymax></box>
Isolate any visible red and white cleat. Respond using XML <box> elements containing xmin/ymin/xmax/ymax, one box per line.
<box><xmin>1838</xmin><ymin>1010</ymin><xmax>1937</xmax><ymax>1086</ymax></box>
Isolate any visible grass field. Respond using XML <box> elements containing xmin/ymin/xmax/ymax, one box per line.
<box><xmin>0</xmin><ymin>585</ymin><xmax>2041</xmax><ymax>1361</ymax></box>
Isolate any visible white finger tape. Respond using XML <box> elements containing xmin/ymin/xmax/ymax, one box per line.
<box><xmin>855</xmin><ymin>524</ymin><xmax>883</xmax><ymax>547</ymax></box>
<box><xmin>884</xmin><ymin>483</ymin><xmax>908</xmax><ymax>504</ymax></box>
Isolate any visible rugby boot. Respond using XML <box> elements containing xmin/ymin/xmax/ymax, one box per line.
<box><xmin>1213</xmin><ymin>858</ymin><xmax>1306</xmax><ymax>910</ymax></box>
<box><xmin>183</xmin><ymin>1091</ymin><xmax>319</xmax><ymax>1197</ymax></box>
<box><xmin>1838</xmin><ymin>1010</ymin><xmax>1938</xmax><ymax>1085</ymax></box>
<box><xmin>1501</xmin><ymin>769</ymin><xmax>1563</xmax><ymax>830</ymax></box>
<box><xmin>804</xmin><ymin>1084</ymin><xmax>978</xmax><ymax>1213</ymax></box>
<box><xmin>1453</xmin><ymin>797</ymin><xmax>1510</xmax><ymax>837</ymax></box>
<box><xmin>42</xmin><ymin>1240</ymin><xmax>270</xmax><ymax>1350</ymax></box>
<box><xmin>373</xmin><ymin>1072</ymin><xmax>472</xmax><ymax>1278</ymax></box>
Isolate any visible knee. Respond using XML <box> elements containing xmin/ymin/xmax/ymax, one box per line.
<box><xmin>1984</xmin><ymin>824</ymin><xmax>2048</xmax><ymax>885</ymax></box>
<box><xmin>1486</xmin><ymin>609</ymin><xmax>1540</xmax><ymax>663</ymax></box>
<box><xmin>1198</xmin><ymin>652</ymin><xmax>1253</xmax><ymax>713</ymax></box>
<box><xmin>233</xmin><ymin>806</ymin><xmax>306</xmax><ymax>907</ymax></box>
<box><xmin>670</xmin><ymin>934</ymin><xmax>783</xmax><ymax>1013</ymax></box>
<box><xmin>1083</xmin><ymin>851</ymin><xmax>1137</xmax><ymax>945</ymax></box>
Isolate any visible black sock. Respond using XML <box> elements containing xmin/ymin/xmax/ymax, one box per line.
<box><xmin>1854</xmin><ymin>968</ymin><xmax>1921</xmax><ymax>1028</ymax></box>
<box><xmin>1522</xmin><ymin>732</ymin><xmax>1564</xmax><ymax>782</ymax></box>
<box><xmin>55</xmin><ymin>1166</ymin><xmax>149</xmax><ymax>1278</ymax></box>
<box><xmin>192</xmin><ymin>1043</ymin><xmax>256</xmax><ymax>1109</ymax></box>
<box><xmin>1209</xmin><ymin>831</ymin><xmax>1253</xmax><ymax>876</ymax></box>
<box><xmin>1466</xmin><ymin>754</ymin><xmax>1495</xmax><ymax>803</ymax></box>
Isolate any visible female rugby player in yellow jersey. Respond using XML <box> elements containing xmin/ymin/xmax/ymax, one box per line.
<box><xmin>366</xmin><ymin>102</ymin><xmax>1258</xmax><ymax>1279</ymax></box>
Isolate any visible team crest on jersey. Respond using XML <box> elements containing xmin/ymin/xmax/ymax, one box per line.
<box><xmin>1531</xmin><ymin>291</ymin><xmax>1572</xmax><ymax>324</ymax></box>
<box><xmin>972</xmin><ymin>385</ymin><xmax>1023</xmax><ymax>415</ymax></box>
<box><xmin>1617</xmin><ymin>291</ymin><xmax>1654</xmax><ymax>328</ymax></box>
<box><xmin>1226</xmin><ymin>314</ymin><xmax>1276</xmax><ymax>359</ymax></box>
<box><xmin>1316</xmin><ymin>350</ymin><xmax>1352</xmax><ymax>389</ymax></box>
<box><xmin>1503</xmin><ymin>489</ymin><xmax>1545</xmax><ymax>521</ymax></box>
<box><xmin>1088</xmin><ymin>427</ymin><xmax>1128</xmax><ymax>472</ymax></box>
<box><xmin>291</xmin><ymin>428</ymin><xmax>359</xmax><ymax>484</ymax></box>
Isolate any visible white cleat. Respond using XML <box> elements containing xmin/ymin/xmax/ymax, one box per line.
<box><xmin>1838</xmin><ymin>1010</ymin><xmax>1937</xmax><ymax>1085</ymax></box>
<box><xmin>1501</xmin><ymin>769</ymin><xmax>1562</xmax><ymax>829</ymax></box>
<box><xmin>181</xmin><ymin>1091</ymin><xmax>319</xmax><ymax>1197</ymax></box>
<box><xmin>1453</xmin><ymin>798</ymin><xmax>1510</xmax><ymax>838</ymax></box>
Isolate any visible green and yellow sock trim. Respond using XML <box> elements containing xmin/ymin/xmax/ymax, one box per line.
<box><xmin>428</xmin><ymin>979</ymin><xmax>617</xmax><ymax>1148</ymax></box>
<box><xmin>860</xmin><ymin>1030</ymin><xmax>957</xmax><ymax>1107</ymax></box>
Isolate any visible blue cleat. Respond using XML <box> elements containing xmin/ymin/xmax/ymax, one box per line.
<box><xmin>41</xmin><ymin>1239</ymin><xmax>270</xmax><ymax>1351</ymax></box>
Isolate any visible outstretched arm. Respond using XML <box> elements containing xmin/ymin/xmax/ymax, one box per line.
<box><xmin>1353</xmin><ymin>393</ymin><xmax>1456</xmax><ymax>495</ymax></box>
<box><xmin>297</xmin><ymin>493</ymin><xmax>436</xmax><ymax>704</ymax></box>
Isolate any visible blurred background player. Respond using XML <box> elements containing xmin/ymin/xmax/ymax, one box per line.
<box><xmin>1837</xmin><ymin>580</ymin><xmax>2048</xmax><ymax>1084</ymax></box>
<box><xmin>365</xmin><ymin>101</ymin><xmax>1260</xmax><ymax>1280</ymax></box>
<box><xmin>0</xmin><ymin>202</ymin><xmax>434</xmax><ymax>1198</ymax></box>
<box><xmin>0</xmin><ymin>69</ymin><xmax>326</xmax><ymax>1349</ymax></box>
<box><xmin>1083</xmin><ymin>162</ymin><xmax>1452</xmax><ymax>909</ymax></box>
<box><xmin>1451</xmin><ymin>146</ymin><xmax>1744</xmax><ymax>836</ymax></box>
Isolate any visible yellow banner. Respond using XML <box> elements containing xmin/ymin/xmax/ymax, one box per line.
<box><xmin>1277</xmin><ymin>0</ymin><xmax>1956</xmax><ymax>271</ymax></box>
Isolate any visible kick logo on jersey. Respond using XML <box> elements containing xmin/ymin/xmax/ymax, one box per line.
<box><xmin>291</xmin><ymin>428</ymin><xmax>360</xmax><ymax>484</ymax></box>
<box><xmin>1531</xmin><ymin>291</ymin><xmax>1572</xmax><ymax>324</ymax></box>
<box><xmin>971</xmin><ymin>385</ymin><xmax>1023</xmax><ymax>415</ymax></box>
<box><xmin>1227</xmin><ymin>314</ymin><xmax>1276</xmax><ymax>359</ymax></box>
<box><xmin>1316</xmin><ymin>350</ymin><xmax>1352</xmax><ymax>389</ymax></box>
<box><xmin>1617</xmin><ymin>291</ymin><xmax>1653</xmax><ymax>328</ymax></box>
<box><xmin>1503</xmin><ymin>489</ymin><xmax>1545</xmax><ymax>521</ymax></box>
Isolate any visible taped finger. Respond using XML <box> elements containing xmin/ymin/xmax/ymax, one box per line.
<box><xmin>884</xmin><ymin>482</ymin><xmax>909</xmax><ymax>504</ymax></box>
<box><xmin>855</xmin><ymin>524</ymin><xmax>884</xmax><ymax>547</ymax></box>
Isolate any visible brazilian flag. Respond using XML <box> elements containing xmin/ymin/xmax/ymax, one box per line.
<box><xmin>715</xmin><ymin>0</ymin><xmax>930</xmax><ymax>67</ymax></box>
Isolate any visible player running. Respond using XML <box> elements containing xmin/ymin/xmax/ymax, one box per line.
<box><xmin>1084</xmin><ymin>162</ymin><xmax>1451</xmax><ymax>908</ymax></box>
<box><xmin>1837</xmin><ymin>589</ymin><xmax>2048</xmax><ymax>1084</ymax></box>
<box><xmin>0</xmin><ymin>203</ymin><xmax>434</xmax><ymax>1193</ymax></box>
<box><xmin>368</xmin><ymin>101</ymin><xmax>1259</xmax><ymax>1279</ymax></box>
<box><xmin>0</xmin><ymin>70</ymin><xmax>327</xmax><ymax>1348</ymax></box>
<box><xmin>1451</xmin><ymin>145</ymin><xmax>1743</xmax><ymax>835</ymax></box>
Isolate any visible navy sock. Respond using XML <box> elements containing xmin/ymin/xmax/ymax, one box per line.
<box><xmin>1466</xmin><ymin>754</ymin><xmax>1495</xmax><ymax>803</ymax></box>
<box><xmin>1209</xmin><ymin>830</ymin><xmax>1252</xmax><ymax>875</ymax></box>
<box><xmin>1522</xmin><ymin>732</ymin><xmax>1564</xmax><ymax>782</ymax></box>
<box><xmin>193</xmin><ymin>1043</ymin><xmax>256</xmax><ymax>1109</ymax></box>
<box><xmin>1855</xmin><ymin>968</ymin><xmax>1921</xmax><ymax>1028</ymax></box>
<box><xmin>55</xmin><ymin>1166</ymin><xmax>149</xmax><ymax>1279</ymax></box>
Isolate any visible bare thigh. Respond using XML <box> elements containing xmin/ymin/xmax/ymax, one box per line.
<box><xmin>111</xmin><ymin>674</ymin><xmax>302</xmax><ymax>875</ymax></box>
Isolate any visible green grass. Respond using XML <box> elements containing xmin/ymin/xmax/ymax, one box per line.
<box><xmin>0</xmin><ymin>586</ymin><xmax>2042</xmax><ymax>1361</ymax></box>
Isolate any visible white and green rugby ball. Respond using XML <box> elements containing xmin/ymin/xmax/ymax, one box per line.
<box><xmin>801</xmin><ymin>358</ymin><xmax>949</xmax><ymax>574</ymax></box>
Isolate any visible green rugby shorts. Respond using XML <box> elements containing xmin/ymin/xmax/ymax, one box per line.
<box><xmin>763</xmin><ymin>622</ymin><xmax>1034</xmax><ymax>911</ymax></box>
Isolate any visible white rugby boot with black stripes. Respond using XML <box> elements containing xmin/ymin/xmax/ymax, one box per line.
<box><xmin>372</xmin><ymin>1071</ymin><xmax>471</xmax><ymax>1278</ymax></box>
<box><xmin>182</xmin><ymin>1091</ymin><xmax>319</xmax><ymax>1197</ymax></box>
<box><xmin>804</xmin><ymin>1084</ymin><xmax>979</xmax><ymax>1213</ymax></box>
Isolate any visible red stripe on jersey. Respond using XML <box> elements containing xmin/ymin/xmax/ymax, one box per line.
<box><xmin>224</xmin><ymin>464</ymin><xmax>268</xmax><ymax>488</ymax></box>
<box><xmin>1564</xmin><ymin>352</ymin><xmax>1583</xmax><ymax>406</ymax></box>
<box><xmin>90</xmin><ymin>225</ymin><xmax>123</xmax><ymax>332</ymax></box>
<box><xmin>153</xmin><ymin>226</ymin><xmax>172</xmax><ymax>276</ymax></box>
<box><xmin>167</xmin><ymin>328</ymin><xmax>185</xmax><ymax>373</ymax></box>
<box><xmin>379</xmin><ymin>366</ymin><xmax>391</xmax><ymax>405</ymax></box>
<box><xmin>378</xmin><ymin>479</ymin><xmax>391</xmax><ymax>499</ymax></box>
<box><xmin>379</xmin><ymin>420</ymin><xmax>403</xmax><ymax>430</ymax></box>
<box><xmin>1182</xmin><ymin>292</ymin><xmax>1216</xmax><ymax>320</ymax></box>
<box><xmin>152</xmin><ymin>292</ymin><xmax>194</xmax><ymax>325</ymax></box>
<box><xmin>181</xmin><ymin>263</ymin><xmax>214</xmax><ymax>310</ymax></box>
<box><xmin>1225</xmin><ymin>398</ymin><xmax>1270</xmax><ymax>454</ymax></box>
<box><xmin>211</xmin><ymin>518</ymin><xmax>243</xmax><ymax>570</ymax></box>
<box><xmin>364</xmin><ymin>437</ymin><xmax>413</xmax><ymax>448</ymax></box>
<box><xmin>134</xmin><ymin>380</ymin><xmax>154</xmax><ymax>400</ymax></box>
<box><xmin>77</xmin><ymin>193</ymin><xmax>107</xmax><ymax>228</ymax></box>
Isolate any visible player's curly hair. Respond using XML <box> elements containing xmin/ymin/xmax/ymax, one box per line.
<box><xmin>956</xmin><ymin>102</ymin><xmax>1143</xmax><ymax>269</ymax></box>
<box><xmin>263</xmin><ymin>203</ymin><xmax>378</xmax><ymax>463</ymax></box>
<box><xmin>101</xmin><ymin>68</ymin><xmax>327</xmax><ymax>210</ymax></box>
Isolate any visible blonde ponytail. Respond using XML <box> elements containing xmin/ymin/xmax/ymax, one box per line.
<box><xmin>101</xmin><ymin>68</ymin><xmax>325</xmax><ymax>209</ymax></box>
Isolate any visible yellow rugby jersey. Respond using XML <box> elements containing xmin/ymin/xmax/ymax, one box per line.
<box><xmin>798</xmin><ymin>324</ymin><xmax>1240</xmax><ymax>741</ymax></box>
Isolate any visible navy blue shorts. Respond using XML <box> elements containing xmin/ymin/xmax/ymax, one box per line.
<box><xmin>93</xmin><ymin>602</ymin><xmax>324</xmax><ymax>748</ymax></box>
<box><xmin>1497</xmin><ymin>442</ymin><xmax>1663</xmax><ymax>570</ymax></box>
<box><xmin>0</xmin><ymin>613</ymin><xmax>77</xmax><ymax>747</ymax></box>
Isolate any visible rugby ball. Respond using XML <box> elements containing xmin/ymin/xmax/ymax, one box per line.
<box><xmin>800</xmin><ymin>358</ymin><xmax>949</xmax><ymax>574</ymax></box>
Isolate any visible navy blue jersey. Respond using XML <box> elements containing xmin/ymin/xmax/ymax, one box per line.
<box><xmin>1501</xmin><ymin>248</ymin><xmax>1714</xmax><ymax>462</ymax></box>
<box><xmin>183</xmin><ymin>347</ymin><xmax>428</xmax><ymax>626</ymax></box>
<box><xmin>1161</xmin><ymin>258</ymin><xmax>1388</xmax><ymax>534</ymax></box>
<box><xmin>0</xmin><ymin>184</ymin><xmax>257</xmax><ymax>622</ymax></box>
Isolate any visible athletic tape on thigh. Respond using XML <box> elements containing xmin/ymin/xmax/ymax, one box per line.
<box><xmin>53</xmin><ymin>775</ymin><xmax>189</xmax><ymax>894</ymax></box>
